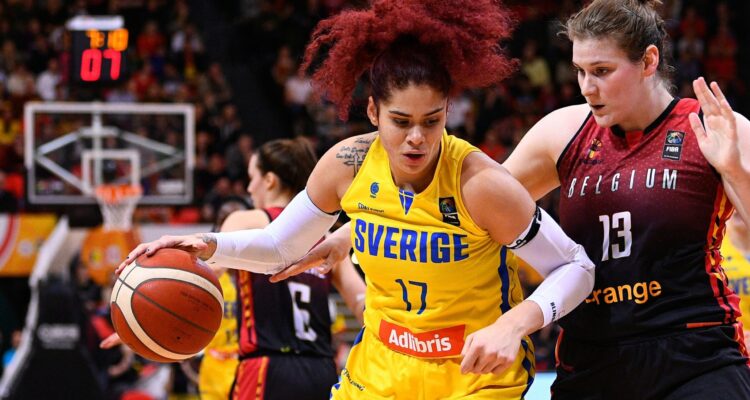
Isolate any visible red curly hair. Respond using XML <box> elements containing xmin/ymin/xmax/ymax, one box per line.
<box><xmin>302</xmin><ymin>0</ymin><xmax>516</xmax><ymax>120</ymax></box>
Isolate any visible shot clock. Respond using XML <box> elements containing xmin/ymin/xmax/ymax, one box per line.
<box><xmin>67</xmin><ymin>16</ymin><xmax>129</xmax><ymax>85</ymax></box>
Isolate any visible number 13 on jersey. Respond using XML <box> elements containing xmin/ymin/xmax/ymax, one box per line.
<box><xmin>599</xmin><ymin>211</ymin><xmax>632</xmax><ymax>261</ymax></box>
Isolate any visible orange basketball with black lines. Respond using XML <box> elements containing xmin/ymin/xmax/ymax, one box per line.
<box><xmin>110</xmin><ymin>248</ymin><xmax>223</xmax><ymax>362</ymax></box>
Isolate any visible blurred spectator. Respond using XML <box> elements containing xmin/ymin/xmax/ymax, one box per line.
<box><xmin>39</xmin><ymin>0</ymin><xmax>67</xmax><ymax>32</ymax></box>
<box><xmin>272</xmin><ymin>45</ymin><xmax>296</xmax><ymax>87</ymax></box>
<box><xmin>171</xmin><ymin>22</ymin><xmax>204</xmax><ymax>80</ymax></box>
<box><xmin>677</xmin><ymin>25</ymin><xmax>704</xmax><ymax>64</ymax></box>
<box><xmin>36</xmin><ymin>58</ymin><xmax>60</xmax><ymax>101</ymax></box>
<box><xmin>6</xmin><ymin>64</ymin><xmax>35</xmax><ymax>102</ymax></box>
<box><xmin>201</xmin><ymin>175</ymin><xmax>232</xmax><ymax>222</ymax></box>
<box><xmin>213</xmin><ymin>104</ymin><xmax>243</xmax><ymax>148</ymax></box>
<box><xmin>705</xmin><ymin>23</ymin><xmax>737</xmax><ymax>81</ymax></box>
<box><xmin>520</xmin><ymin>40</ymin><xmax>551</xmax><ymax>88</ymax></box>
<box><xmin>679</xmin><ymin>5</ymin><xmax>706</xmax><ymax>38</ymax></box>
<box><xmin>675</xmin><ymin>46</ymin><xmax>702</xmax><ymax>87</ymax></box>
<box><xmin>284</xmin><ymin>67</ymin><xmax>313</xmax><ymax>136</ymax></box>
<box><xmin>478</xmin><ymin>121</ymin><xmax>509</xmax><ymax>163</ymax></box>
<box><xmin>0</xmin><ymin>40</ymin><xmax>19</xmax><ymax>74</ymax></box>
<box><xmin>197</xmin><ymin>62</ymin><xmax>232</xmax><ymax>105</ymax></box>
<box><xmin>160</xmin><ymin>63</ymin><xmax>184</xmax><ymax>98</ymax></box>
<box><xmin>0</xmin><ymin>104</ymin><xmax>20</xmax><ymax>145</ymax></box>
<box><xmin>137</xmin><ymin>21</ymin><xmax>165</xmax><ymax>59</ymax></box>
<box><xmin>446</xmin><ymin>92</ymin><xmax>474</xmax><ymax>136</ymax></box>
<box><xmin>132</xmin><ymin>64</ymin><xmax>157</xmax><ymax>100</ymax></box>
<box><xmin>224</xmin><ymin>133</ymin><xmax>254</xmax><ymax>181</ymax></box>
<box><xmin>106</xmin><ymin>81</ymin><xmax>138</xmax><ymax>103</ymax></box>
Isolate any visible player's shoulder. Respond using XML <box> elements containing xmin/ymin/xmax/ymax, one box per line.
<box><xmin>317</xmin><ymin>132</ymin><xmax>379</xmax><ymax>182</ymax></box>
<box><xmin>334</xmin><ymin>132</ymin><xmax>377</xmax><ymax>154</ymax></box>
<box><xmin>460</xmin><ymin>151</ymin><xmax>517</xmax><ymax>196</ymax></box>
<box><xmin>522</xmin><ymin>103</ymin><xmax>591</xmax><ymax>159</ymax></box>
<box><xmin>309</xmin><ymin>132</ymin><xmax>378</xmax><ymax>211</ymax></box>
<box><xmin>532</xmin><ymin>104</ymin><xmax>590</xmax><ymax>134</ymax></box>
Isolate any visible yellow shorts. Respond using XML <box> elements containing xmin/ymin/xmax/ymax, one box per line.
<box><xmin>331</xmin><ymin>328</ymin><xmax>535</xmax><ymax>399</ymax></box>
<box><xmin>199</xmin><ymin>351</ymin><xmax>239</xmax><ymax>400</ymax></box>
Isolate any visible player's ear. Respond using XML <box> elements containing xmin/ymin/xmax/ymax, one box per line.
<box><xmin>264</xmin><ymin>171</ymin><xmax>279</xmax><ymax>191</ymax></box>
<box><xmin>367</xmin><ymin>96</ymin><xmax>379</xmax><ymax>127</ymax></box>
<box><xmin>642</xmin><ymin>44</ymin><xmax>659</xmax><ymax>78</ymax></box>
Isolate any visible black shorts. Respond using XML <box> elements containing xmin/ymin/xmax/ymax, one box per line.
<box><xmin>552</xmin><ymin>324</ymin><xmax>750</xmax><ymax>400</ymax></box>
<box><xmin>232</xmin><ymin>354</ymin><xmax>337</xmax><ymax>400</ymax></box>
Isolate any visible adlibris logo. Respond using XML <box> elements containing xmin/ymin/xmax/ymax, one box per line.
<box><xmin>379</xmin><ymin>320</ymin><xmax>465</xmax><ymax>358</ymax></box>
<box><xmin>399</xmin><ymin>189</ymin><xmax>414</xmax><ymax>215</ymax></box>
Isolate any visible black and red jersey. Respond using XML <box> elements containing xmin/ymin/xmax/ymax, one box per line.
<box><xmin>557</xmin><ymin>98</ymin><xmax>739</xmax><ymax>342</ymax></box>
<box><xmin>237</xmin><ymin>207</ymin><xmax>334</xmax><ymax>357</ymax></box>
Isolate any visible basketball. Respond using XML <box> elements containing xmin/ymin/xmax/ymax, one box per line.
<box><xmin>110</xmin><ymin>248</ymin><xmax>224</xmax><ymax>362</ymax></box>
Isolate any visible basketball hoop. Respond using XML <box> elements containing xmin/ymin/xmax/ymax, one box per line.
<box><xmin>94</xmin><ymin>184</ymin><xmax>142</xmax><ymax>231</ymax></box>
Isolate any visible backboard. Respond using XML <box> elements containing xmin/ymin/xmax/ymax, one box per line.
<box><xmin>25</xmin><ymin>102</ymin><xmax>194</xmax><ymax>205</ymax></box>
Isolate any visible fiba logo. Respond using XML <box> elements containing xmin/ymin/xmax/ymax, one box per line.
<box><xmin>370</xmin><ymin>182</ymin><xmax>379</xmax><ymax>198</ymax></box>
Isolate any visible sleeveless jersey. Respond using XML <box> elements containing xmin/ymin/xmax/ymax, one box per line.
<box><xmin>341</xmin><ymin>132</ymin><xmax>526</xmax><ymax>358</ymax></box>
<box><xmin>722</xmin><ymin>233</ymin><xmax>750</xmax><ymax>329</ymax></box>
<box><xmin>557</xmin><ymin>98</ymin><xmax>740</xmax><ymax>342</ymax></box>
<box><xmin>237</xmin><ymin>207</ymin><xmax>334</xmax><ymax>358</ymax></box>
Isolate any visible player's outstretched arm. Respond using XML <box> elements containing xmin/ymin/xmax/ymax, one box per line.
<box><xmin>458</xmin><ymin>152</ymin><xmax>595</xmax><ymax>375</ymax></box>
<box><xmin>116</xmin><ymin>234</ymin><xmax>214</xmax><ymax>273</ymax></box>
<box><xmin>690</xmin><ymin>77</ymin><xmax>750</xmax><ymax>224</ymax></box>
<box><xmin>120</xmin><ymin>134</ymin><xmax>372</xmax><ymax>276</ymax></box>
<box><xmin>268</xmin><ymin>133</ymin><xmax>374</xmax><ymax>281</ymax></box>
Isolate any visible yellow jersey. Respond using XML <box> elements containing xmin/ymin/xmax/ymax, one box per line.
<box><xmin>341</xmin><ymin>132</ymin><xmax>525</xmax><ymax>358</ymax></box>
<box><xmin>723</xmin><ymin>233</ymin><xmax>750</xmax><ymax>329</ymax></box>
<box><xmin>199</xmin><ymin>271</ymin><xmax>239</xmax><ymax>400</ymax></box>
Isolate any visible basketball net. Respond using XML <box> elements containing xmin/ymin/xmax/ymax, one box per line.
<box><xmin>94</xmin><ymin>184</ymin><xmax>142</xmax><ymax>231</ymax></box>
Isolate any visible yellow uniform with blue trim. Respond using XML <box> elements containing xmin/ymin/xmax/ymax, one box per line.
<box><xmin>723</xmin><ymin>234</ymin><xmax>750</xmax><ymax>330</ymax></box>
<box><xmin>335</xmin><ymin>132</ymin><xmax>535</xmax><ymax>399</ymax></box>
<box><xmin>199</xmin><ymin>271</ymin><xmax>240</xmax><ymax>400</ymax></box>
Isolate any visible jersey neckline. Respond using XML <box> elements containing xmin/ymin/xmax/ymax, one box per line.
<box><xmin>610</xmin><ymin>97</ymin><xmax>680</xmax><ymax>137</ymax></box>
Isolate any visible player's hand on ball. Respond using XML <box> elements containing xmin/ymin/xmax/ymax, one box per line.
<box><xmin>460</xmin><ymin>320</ymin><xmax>521</xmax><ymax>375</ymax></box>
<box><xmin>116</xmin><ymin>233</ymin><xmax>216</xmax><ymax>274</ymax></box>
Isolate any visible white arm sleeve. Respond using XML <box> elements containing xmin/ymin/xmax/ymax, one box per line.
<box><xmin>204</xmin><ymin>189</ymin><xmax>339</xmax><ymax>274</ymax></box>
<box><xmin>508</xmin><ymin>207</ymin><xmax>595</xmax><ymax>327</ymax></box>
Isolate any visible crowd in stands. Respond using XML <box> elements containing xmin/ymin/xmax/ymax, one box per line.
<box><xmin>0</xmin><ymin>0</ymin><xmax>747</xmax><ymax>395</ymax></box>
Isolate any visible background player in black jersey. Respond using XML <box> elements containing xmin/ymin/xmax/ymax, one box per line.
<box><xmin>276</xmin><ymin>0</ymin><xmax>750</xmax><ymax>398</ymax></box>
<box><xmin>220</xmin><ymin>138</ymin><xmax>365</xmax><ymax>400</ymax></box>
<box><xmin>105</xmin><ymin>138</ymin><xmax>365</xmax><ymax>400</ymax></box>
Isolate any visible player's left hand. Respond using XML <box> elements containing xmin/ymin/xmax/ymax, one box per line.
<box><xmin>459</xmin><ymin>320</ymin><xmax>521</xmax><ymax>375</ymax></box>
<box><xmin>270</xmin><ymin>222</ymin><xmax>352</xmax><ymax>283</ymax></box>
<box><xmin>690</xmin><ymin>77</ymin><xmax>741</xmax><ymax>175</ymax></box>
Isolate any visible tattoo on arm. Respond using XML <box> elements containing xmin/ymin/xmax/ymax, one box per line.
<box><xmin>199</xmin><ymin>233</ymin><xmax>217</xmax><ymax>260</ymax></box>
<box><xmin>201</xmin><ymin>233</ymin><xmax>217</xmax><ymax>245</ymax></box>
<box><xmin>336</xmin><ymin>136</ymin><xmax>374</xmax><ymax>177</ymax></box>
